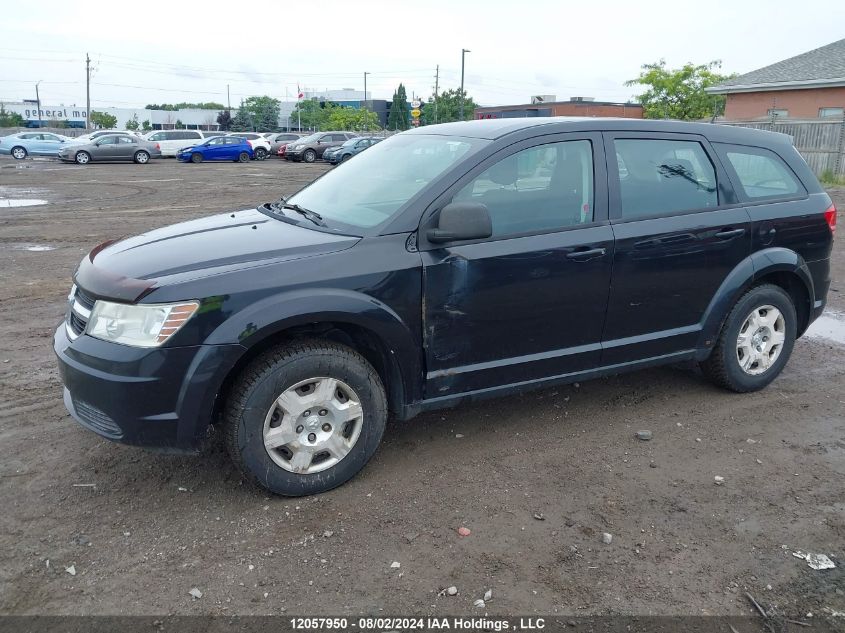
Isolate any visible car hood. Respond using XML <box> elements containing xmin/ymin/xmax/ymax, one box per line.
<box><xmin>74</xmin><ymin>208</ymin><xmax>360</xmax><ymax>301</ymax></box>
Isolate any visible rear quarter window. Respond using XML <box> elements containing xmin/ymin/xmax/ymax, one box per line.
<box><xmin>714</xmin><ymin>143</ymin><xmax>805</xmax><ymax>201</ymax></box>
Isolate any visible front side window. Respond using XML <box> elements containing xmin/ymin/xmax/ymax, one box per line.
<box><xmin>614</xmin><ymin>138</ymin><xmax>718</xmax><ymax>219</ymax></box>
<box><xmin>453</xmin><ymin>140</ymin><xmax>594</xmax><ymax>238</ymax></box>
<box><xmin>717</xmin><ymin>144</ymin><xmax>804</xmax><ymax>200</ymax></box>
<box><xmin>286</xmin><ymin>134</ymin><xmax>487</xmax><ymax>232</ymax></box>
<box><xmin>97</xmin><ymin>136</ymin><xmax>118</xmax><ymax>145</ymax></box>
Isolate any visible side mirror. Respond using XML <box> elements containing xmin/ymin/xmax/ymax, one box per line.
<box><xmin>427</xmin><ymin>202</ymin><xmax>492</xmax><ymax>244</ymax></box>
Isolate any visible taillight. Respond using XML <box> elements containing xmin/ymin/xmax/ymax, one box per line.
<box><xmin>825</xmin><ymin>203</ymin><xmax>837</xmax><ymax>236</ymax></box>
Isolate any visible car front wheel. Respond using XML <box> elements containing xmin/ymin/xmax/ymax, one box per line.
<box><xmin>700</xmin><ymin>284</ymin><xmax>796</xmax><ymax>392</ymax></box>
<box><xmin>75</xmin><ymin>151</ymin><xmax>91</xmax><ymax>165</ymax></box>
<box><xmin>191</xmin><ymin>152</ymin><xmax>203</xmax><ymax>163</ymax></box>
<box><xmin>302</xmin><ymin>149</ymin><xmax>317</xmax><ymax>163</ymax></box>
<box><xmin>224</xmin><ymin>340</ymin><xmax>387</xmax><ymax>496</ymax></box>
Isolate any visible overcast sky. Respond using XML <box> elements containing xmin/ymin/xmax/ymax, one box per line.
<box><xmin>1</xmin><ymin>0</ymin><xmax>843</xmax><ymax>109</ymax></box>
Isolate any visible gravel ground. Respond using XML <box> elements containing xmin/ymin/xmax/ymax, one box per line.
<box><xmin>0</xmin><ymin>156</ymin><xmax>843</xmax><ymax>620</ymax></box>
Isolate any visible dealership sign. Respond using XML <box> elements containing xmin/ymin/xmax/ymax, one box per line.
<box><xmin>3</xmin><ymin>103</ymin><xmax>88</xmax><ymax>122</ymax></box>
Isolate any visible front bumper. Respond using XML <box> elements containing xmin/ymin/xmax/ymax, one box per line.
<box><xmin>54</xmin><ymin>323</ymin><xmax>243</xmax><ymax>452</ymax></box>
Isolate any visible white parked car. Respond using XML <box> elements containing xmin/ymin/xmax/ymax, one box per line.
<box><xmin>227</xmin><ymin>133</ymin><xmax>271</xmax><ymax>160</ymax></box>
<box><xmin>144</xmin><ymin>130</ymin><xmax>206</xmax><ymax>157</ymax></box>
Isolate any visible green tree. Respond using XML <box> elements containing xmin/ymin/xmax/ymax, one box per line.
<box><xmin>0</xmin><ymin>104</ymin><xmax>26</xmax><ymax>127</ymax></box>
<box><xmin>244</xmin><ymin>96</ymin><xmax>281</xmax><ymax>131</ymax></box>
<box><xmin>175</xmin><ymin>119</ymin><xmax>183</xmax><ymax>129</ymax></box>
<box><xmin>141</xmin><ymin>119</ymin><xmax>152</xmax><ymax>132</ymax></box>
<box><xmin>124</xmin><ymin>114</ymin><xmax>140</xmax><ymax>131</ymax></box>
<box><xmin>90</xmin><ymin>110</ymin><xmax>118</xmax><ymax>129</ymax></box>
<box><xmin>292</xmin><ymin>99</ymin><xmax>329</xmax><ymax>131</ymax></box>
<box><xmin>231</xmin><ymin>101</ymin><xmax>253</xmax><ymax>132</ymax></box>
<box><xmin>420</xmin><ymin>88</ymin><xmax>477</xmax><ymax>125</ymax></box>
<box><xmin>326</xmin><ymin>106</ymin><xmax>380</xmax><ymax>131</ymax></box>
<box><xmin>216</xmin><ymin>110</ymin><xmax>233</xmax><ymax>131</ymax></box>
<box><xmin>625</xmin><ymin>60</ymin><xmax>734</xmax><ymax>120</ymax></box>
<box><xmin>387</xmin><ymin>84</ymin><xmax>409</xmax><ymax>130</ymax></box>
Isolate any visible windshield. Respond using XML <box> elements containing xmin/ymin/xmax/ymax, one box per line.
<box><xmin>287</xmin><ymin>133</ymin><xmax>488</xmax><ymax>232</ymax></box>
<box><xmin>340</xmin><ymin>138</ymin><xmax>359</xmax><ymax>148</ymax></box>
<box><xmin>293</xmin><ymin>133</ymin><xmax>320</xmax><ymax>144</ymax></box>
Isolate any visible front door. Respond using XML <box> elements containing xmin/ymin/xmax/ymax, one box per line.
<box><xmin>601</xmin><ymin>133</ymin><xmax>751</xmax><ymax>364</ymax></box>
<box><xmin>421</xmin><ymin>134</ymin><xmax>614</xmax><ymax>397</ymax></box>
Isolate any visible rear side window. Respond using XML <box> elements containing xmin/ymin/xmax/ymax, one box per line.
<box><xmin>716</xmin><ymin>144</ymin><xmax>804</xmax><ymax>200</ymax></box>
<box><xmin>614</xmin><ymin>139</ymin><xmax>718</xmax><ymax>219</ymax></box>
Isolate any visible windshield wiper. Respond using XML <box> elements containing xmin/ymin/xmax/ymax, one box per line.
<box><xmin>266</xmin><ymin>199</ymin><xmax>326</xmax><ymax>227</ymax></box>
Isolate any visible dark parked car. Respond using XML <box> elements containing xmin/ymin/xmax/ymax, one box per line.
<box><xmin>55</xmin><ymin>118</ymin><xmax>835</xmax><ymax>497</ymax></box>
<box><xmin>177</xmin><ymin>136</ymin><xmax>253</xmax><ymax>163</ymax></box>
<box><xmin>323</xmin><ymin>136</ymin><xmax>382</xmax><ymax>164</ymax></box>
<box><xmin>285</xmin><ymin>131</ymin><xmax>357</xmax><ymax>162</ymax></box>
<box><xmin>58</xmin><ymin>134</ymin><xmax>161</xmax><ymax>164</ymax></box>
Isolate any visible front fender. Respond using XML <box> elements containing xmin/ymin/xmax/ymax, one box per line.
<box><xmin>696</xmin><ymin>248</ymin><xmax>814</xmax><ymax>359</ymax></box>
<box><xmin>203</xmin><ymin>288</ymin><xmax>422</xmax><ymax>412</ymax></box>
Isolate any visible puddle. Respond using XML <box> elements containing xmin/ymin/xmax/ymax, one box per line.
<box><xmin>8</xmin><ymin>243</ymin><xmax>56</xmax><ymax>252</ymax></box>
<box><xmin>0</xmin><ymin>199</ymin><xmax>48</xmax><ymax>208</ymax></box>
<box><xmin>805</xmin><ymin>311</ymin><xmax>845</xmax><ymax>345</ymax></box>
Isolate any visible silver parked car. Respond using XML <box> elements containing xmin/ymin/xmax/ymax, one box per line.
<box><xmin>58</xmin><ymin>134</ymin><xmax>162</xmax><ymax>164</ymax></box>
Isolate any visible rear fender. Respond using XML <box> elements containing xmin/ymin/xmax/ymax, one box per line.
<box><xmin>696</xmin><ymin>248</ymin><xmax>814</xmax><ymax>359</ymax></box>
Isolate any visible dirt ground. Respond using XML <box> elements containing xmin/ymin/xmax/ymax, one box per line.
<box><xmin>0</xmin><ymin>155</ymin><xmax>843</xmax><ymax>620</ymax></box>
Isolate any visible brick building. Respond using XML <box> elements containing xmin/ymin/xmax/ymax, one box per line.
<box><xmin>474</xmin><ymin>97</ymin><xmax>643</xmax><ymax>120</ymax></box>
<box><xmin>707</xmin><ymin>38</ymin><xmax>845</xmax><ymax>120</ymax></box>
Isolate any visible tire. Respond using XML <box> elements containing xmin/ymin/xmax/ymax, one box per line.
<box><xmin>302</xmin><ymin>148</ymin><xmax>317</xmax><ymax>163</ymax></box>
<box><xmin>700</xmin><ymin>284</ymin><xmax>797</xmax><ymax>393</ymax></box>
<box><xmin>11</xmin><ymin>146</ymin><xmax>27</xmax><ymax>160</ymax></box>
<box><xmin>224</xmin><ymin>340</ymin><xmax>387</xmax><ymax>496</ymax></box>
<box><xmin>191</xmin><ymin>152</ymin><xmax>203</xmax><ymax>163</ymax></box>
<box><xmin>75</xmin><ymin>151</ymin><xmax>91</xmax><ymax>165</ymax></box>
<box><xmin>254</xmin><ymin>147</ymin><xmax>267</xmax><ymax>160</ymax></box>
<box><xmin>238</xmin><ymin>152</ymin><xmax>250</xmax><ymax>163</ymax></box>
<box><xmin>340</xmin><ymin>153</ymin><xmax>351</xmax><ymax>162</ymax></box>
<box><xmin>134</xmin><ymin>150</ymin><xmax>150</xmax><ymax>164</ymax></box>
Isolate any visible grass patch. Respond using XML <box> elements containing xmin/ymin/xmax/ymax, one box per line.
<box><xmin>819</xmin><ymin>169</ymin><xmax>845</xmax><ymax>186</ymax></box>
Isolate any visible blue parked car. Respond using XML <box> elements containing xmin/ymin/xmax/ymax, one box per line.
<box><xmin>0</xmin><ymin>131</ymin><xmax>74</xmax><ymax>159</ymax></box>
<box><xmin>177</xmin><ymin>136</ymin><xmax>253</xmax><ymax>163</ymax></box>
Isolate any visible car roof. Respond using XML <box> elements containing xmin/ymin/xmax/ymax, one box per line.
<box><xmin>404</xmin><ymin>116</ymin><xmax>793</xmax><ymax>146</ymax></box>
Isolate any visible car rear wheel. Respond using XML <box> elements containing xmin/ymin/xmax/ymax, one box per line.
<box><xmin>254</xmin><ymin>147</ymin><xmax>268</xmax><ymax>160</ymax></box>
<box><xmin>700</xmin><ymin>284</ymin><xmax>796</xmax><ymax>392</ymax></box>
<box><xmin>238</xmin><ymin>152</ymin><xmax>250</xmax><ymax>163</ymax></box>
<box><xmin>224</xmin><ymin>340</ymin><xmax>387</xmax><ymax>496</ymax></box>
<box><xmin>75</xmin><ymin>151</ymin><xmax>91</xmax><ymax>165</ymax></box>
<box><xmin>11</xmin><ymin>146</ymin><xmax>27</xmax><ymax>160</ymax></box>
<box><xmin>191</xmin><ymin>152</ymin><xmax>203</xmax><ymax>163</ymax></box>
<box><xmin>134</xmin><ymin>150</ymin><xmax>150</xmax><ymax>164</ymax></box>
<box><xmin>303</xmin><ymin>149</ymin><xmax>317</xmax><ymax>163</ymax></box>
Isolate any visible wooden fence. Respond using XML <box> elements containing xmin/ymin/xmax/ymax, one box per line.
<box><xmin>718</xmin><ymin>118</ymin><xmax>845</xmax><ymax>177</ymax></box>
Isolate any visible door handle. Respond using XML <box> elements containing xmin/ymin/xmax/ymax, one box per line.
<box><xmin>714</xmin><ymin>228</ymin><xmax>745</xmax><ymax>239</ymax></box>
<box><xmin>566</xmin><ymin>247</ymin><xmax>606</xmax><ymax>261</ymax></box>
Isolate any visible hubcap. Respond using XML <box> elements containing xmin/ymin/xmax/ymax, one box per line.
<box><xmin>262</xmin><ymin>377</ymin><xmax>364</xmax><ymax>475</ymax></box>
<box><xmin>736</xmin><ymin>304</ymin><xmax>786</xmax><ymax>375</ymax></box>
<box><xmin>13</xmin><ymin>149</ymin><xmax>25</xmax><ymax>159</ymax></box>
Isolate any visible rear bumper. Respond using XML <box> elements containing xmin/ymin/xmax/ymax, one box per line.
<box><xmin>54</xmin><ymin>323</ymin><xmax>244</xmax><ymax>452</ymax></box>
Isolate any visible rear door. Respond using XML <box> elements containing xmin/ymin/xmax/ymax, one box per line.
<box><xmin>421</xmin><ymin>133</ymin><xmax>614</xmax><ymax>396</ymax></box>
<box><xmin>601</xmin><ymin>132</ymin><xmax>750</xmax><ymax>364</ymax></box>
<box><xmin>117</xmin><ymin>136</ymin><xmax>138</xmax><ymax>159</ymax></box>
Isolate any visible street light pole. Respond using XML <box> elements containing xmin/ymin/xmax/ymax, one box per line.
<box><xmin>35</xmin><ymin>81</ymin><xmax>43</xmax><ymax>129</ymax></box>
<box><xmin>460</xmin><ymin>49</ymin><xmax>470</xmax><ymax>120</ymax></box>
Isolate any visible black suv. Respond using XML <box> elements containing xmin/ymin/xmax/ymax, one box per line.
<box><xmin>55</xmin><ymin>118</ymin><xmax>835</xmax><ymax>496</ymax></box>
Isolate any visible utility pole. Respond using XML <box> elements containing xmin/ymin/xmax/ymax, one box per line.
<box><xmin>35</xmin><ymin>81</ymin><xmax>43</xmax><ymax>129</ymax></box>
<box><xmin>460</xmin><ymin>48</ymin><xmax>470</xmax><ymax>120</ymax></box>
<box><xmin>434</xmin><ymin>64</ymin><xmax>440</xmax><ymax>124</ymax></box>
<box><xmin>363</xmin><ymin>71</ymin><xmax>369</xmax><ymax>109</ymax></box>
<box><xmin>227</xmin><ymin>84</ymin><xmax>231</xmax><ymax>111</ymax></box>
<box><xmin>85</xmin><ymin>53</ymin><xmax>91</xmax><ymax>130</ymax></box>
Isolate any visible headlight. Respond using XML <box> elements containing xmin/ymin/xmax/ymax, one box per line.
<box><xmin>87</xmin><ymin>300</ymin><xmax>199</xmax><ymax>347</ymax></box>
<box><xmin>293</xmin><ymin>145</ymin><xmax>304</xmax><ymax>150</ymax></box>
